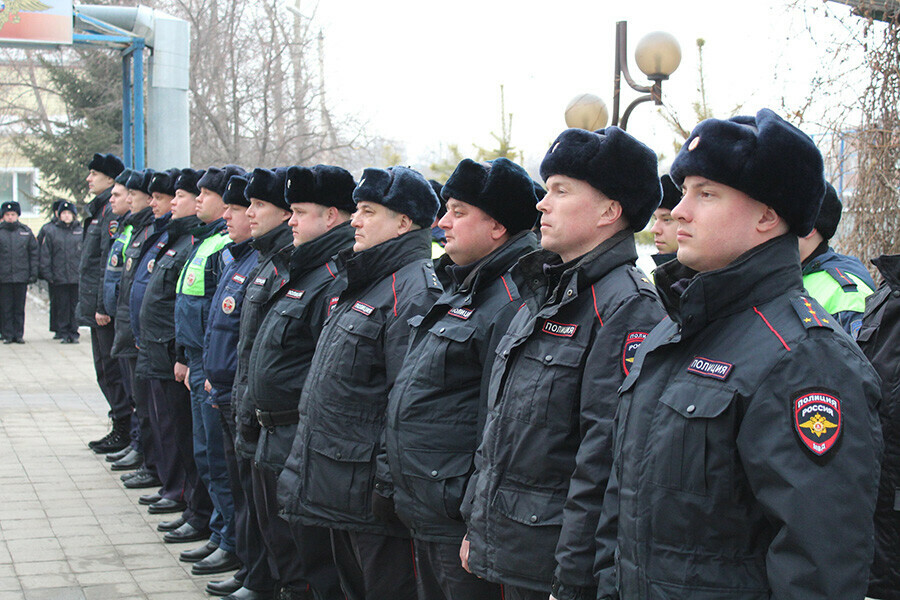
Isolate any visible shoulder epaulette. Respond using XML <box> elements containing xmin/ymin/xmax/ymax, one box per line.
<box><xmin>423</xmin><ymin>260</ymin><xmax>441</xmax><ymax>291</ymax></box>
<box><xmin>825</xmin><ymin>266</ymin><xmax>858</xmax><ymax>292</ymax></box>
<box><xmin>627</xmin><ymin>266</ymin><xmax>657</xmax><ymax>295</ymax></box>
<box><xmin>791</xmin><ymin>295</ymin><xmax>838</xmax><ymax>330</ymax></box>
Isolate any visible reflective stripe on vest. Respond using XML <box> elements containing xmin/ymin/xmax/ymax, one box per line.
<box><xmin>176</xmin><ymin>232</ymin><xmax>231</xmax><ymax>296</ymax></box>
<box><xmin>107</xmin><ymin>224</ymin><xmax>134</xmax><ymax>269</ymax></box>
<box><xmin>803</xmin><ymin>270</ymin><xmax>874</xmax><ymax>316</ymax></box>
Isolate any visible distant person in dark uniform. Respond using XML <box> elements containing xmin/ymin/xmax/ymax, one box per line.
<box><xmin>0</xmin><ymin>201</ymin><xmax>38</xmax><ymax>343</ymax></box>
<box><xmin>39</xmin><ymin>200</ymin><xmax>82</xmax><ymax>343</ymax></box>
<box><xmin>649</xmin><ymin>173</ymin><xmax>680</xmax><ymax>269</ymax></box>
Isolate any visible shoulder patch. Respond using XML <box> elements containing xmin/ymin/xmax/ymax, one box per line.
<box><xmin>793</xmin><ymin>390</ymin><xmax>841</xmax><ymax>457</ymax></box>
<box><xmin>791</xmin><ymin>295</ymin><xmax>834</xmax><ymax>329</ymax></box>
<box><xmin>622</xmin><ymin>331</ymin><xmax>648</xmax><ymax>375</ymax></box>
<box><xmin>687</xmin><ymin>356</ymin><xmax>733</xmax><ymax>380</ymax></box>
<box><xmin>108</xmin><ymin>220</ymin><xmax>118</xmax><ymax>237</ymax></box>
<box><xmin>327</xmin><ymin>296</ymin><xmax>340</xmax><ymax>316</ymax></box>
<box><xmin>825</xmin><ymin>266</ymin><xmax>858</xmax><ymax>292</ymax></box>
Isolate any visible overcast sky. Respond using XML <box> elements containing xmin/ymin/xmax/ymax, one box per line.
<box><xmin>312</xmin><ymin>0</ymin><xmax>866</xmax><ymax>175</ymax></box>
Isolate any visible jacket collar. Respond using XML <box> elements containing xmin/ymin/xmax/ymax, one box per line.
<box><xmin>337</xmin><ymin>228</ymin><xmax>431</xmax><ymax>293</ymax></box>
<box><xmin>251</xmin><ymin>221</ymin><xmax>293</xmax><ymax>258</ymax></box>
<box><xmin>190</xmin><ymin>217</ymin><xmax>227</xmax><ymax>239</ymax></box>
<box><xmin>227</xmin><ymin>238</ymin><xmax>255</xmax><ymax>260</ymax></box>
<box><xmin>449</xmin><ymin>231</ymin><xmax>538</xmax><ymax>297</ymax></box>
<box><xmin>872</xmin><ymin>254</ymin><xmax>900</xmax><ymax>291</ymax></box>
<box><xmin>652</xmin><ymin>252</ymin><xmax>677</xmax><ymax>267</ymax></box>
<box><xmin>513</xmin><ymin>228</ymin><xmax>638</xmax><ymax>307</ymax></box>
<box><xmin>655</xmin><ymin>233</ymin><xmax>803</xmax><ymax>337</ymax></box>
<box><xmin>123</xmin><ymin>206</ymin><xmax>155</xmax><ymax>229</ymax></box>
<box><xmin>86</xmin><ymin>187</ymin><xmax>112</xmax><ymax>218</ymax></box>
<box><xmin>290</xmin><ymin>220</ymin><xmax>355</xmax><ymax>279</ymax></box>
<box><xmin>801</xmin><ymin>240</ymin><xmax>831</xmax><ymax>274</ymax></box>
<box><xmin>166</xmin><ymin>215</ymin><xmax>202</xmax><ymax>240</ymax></box>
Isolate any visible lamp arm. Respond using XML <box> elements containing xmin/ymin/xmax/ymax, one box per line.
<box><xmin>619</xmin><ymin>95</ymin><xmax>654</xmax><ymax>131</ymax></box>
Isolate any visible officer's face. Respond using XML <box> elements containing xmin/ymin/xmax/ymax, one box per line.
<box><xmin>246</xmin><ymin>198</ymin><xmax>291</xmax><ymax>238</ymax></box>
<box><xmin>59</xmin><ymin>210</ymin><xmax>75</xmax><ymax>224</ymax></box>
<box><xmin>196</xmin><ymin>187</ymin><xmax>225</xmax><ymax>223</ymax></box>
<box><xmin>2</xmin><ymin>211</ymin><xmax>17</xmax><ymax>223</ymax></box>
<box><xmin>171</xmin><ymin>190</ymin><xmax>198</xmax><ymax>219</ymax></box>
<box><xmin>649</xmin><ymin>208</ymin><xmax>678</xmax><ymax>254</ymax></box>
<box><xmin>150</xmin><ymin>193</ymin><xmax>174</xmax><ymax>218</ymax></box>
<box><xmin>110</xmin><ymin>183</ymin><xmax>130</xmax><ymax>216</ymax></box>
<box><xmin>86</xmin><ymin>169</ymin><xmax>114</xmax><ymax>195</ymax></box>
<box><xmin>439</xmin><ymin>199</ymin><xmax>508</xmax><ymax>266</ymax></box>
<box><xmin>350</xmin><ymin>200</ymin><xmax>407</xmax><ymax>252</ymax></box>
<box><xmin>538</xmin><ymin>175</ymin><xmax>618</xmax><ymax>263</ymax></box>
<box><xmin>129</xmin><ymin>190</ymin><xmax>151</xmax><ymax>213</ymax></box>
<box><xmin>288</xmin><ymin>202</ymin><xmax>330</xmax><ymax>247</ymax></box>
<box><xmin>673</xmin><ymin>176</ymin><xmax>779</xmax><ymax>272</ymax></box>
<box><xmin>224</xmin><ymin>203</ymin><xmax>252</xmax><ymax>244</ymax></box>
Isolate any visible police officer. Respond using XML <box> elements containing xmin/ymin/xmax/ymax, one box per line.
<box><xmin>39</xmin><ymin>200</ymin><xmax>82</xmax><ymax>343</ymax></box>
<box><xmin>383</xmin><ymin>158</ymin><xmax>540</xmax><ymax>600</ymax></box>
<box><xmin>460</xmin><ymin>128</ymin><xmax>665</xmax><ymax>600</ymax></box>
<box><xmin>247</xmin><ymin>164</ymin><xmax>355</xmax><ymax>600</ymax></box>
<box><xmin>799</xmin><ymin>182</ymin><xmax>875</xmax><ymax>336</ymax></box>
<box><xmin>594</xmin><ymin>109</ymin><xmax>883</xmax><ymax>599</ymax></box>
<box><xmin>174</xmin><ymin>165</ymin><xmax>244</xmax><ymax>575</ymax></box>
<box><xmin>122</xmin><ymin>168</ymin><xmax>177</xmax><ymax>493</ymax></box>
<box><xmin>106</xmin><ymin>169</ymin><xmax>158</xmax><ymax>472</ymax></box>
<box><xmin>649</xmin><ymin>174</ymin><xmax>680</xmax><ymax>268</ymax></box>
<box><xmin>136</xmin><ymin>168</ymin><xmax>214</xmax><ymax>543</ymax></box>
<box><xmin>857</xmin><ymin>254</ymin><xmax>900</xmax><ymax>600</ymax></box>
<box><xmin>279</xmin><ymin>166</ymin><xmax>441</xmax><ymax>600</ymax></box>
<box><xmin>228</xmin><ymin>167</ymin><xmax>295</xmax><ymax>600</ymax></box>
<box><xmin>200</xmin><ymin>174</ymin><xmax>257</xmax><ymax>598</ymax></box>
<box><xmin>80</xmin><ymin>152</ymin><xmax>130</xmax><ymax>452</ymax></box>
<box><xmin>0</xmin><ymin>200</ymin><xmax>38</xmax><ymax>343</ymax></box>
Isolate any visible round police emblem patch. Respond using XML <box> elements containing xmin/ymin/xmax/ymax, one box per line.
<box><xmin>222</xmin><ymin>296</ymin><xmax>236</xmax><ymax>314</ymax></box>
<box><xmin>147</xmin><ymin>259</ymin><xmax>155</xmax><ymax>273</ymax></box>
<box><xmin>125</xmin><ymin>257</ymin><xmax>133</xmax><ymax>271</ymax></box>
<box><xmin>186</xmin><ymin>272</ymin><xmax>196</xmax><ymax>286</ymax></box>
<box><xmin>793</xmin><ymin>391</ymin><xmax>841</xmax><ymax>456</ymax></box>
<box><xmin>110</xmin><ymin>254</ymin><xmax>118</xmax><ymax>267</ymax></box>
<box><xmin>622</xmin><ymin>331</ymin><xmax>648</xmax><ymax>375</ymax></box>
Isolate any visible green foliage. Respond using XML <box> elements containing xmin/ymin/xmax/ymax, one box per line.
<box><xmin>474</xmin><ymin>84</ymin><xmax>521</xmax><ymax>162</ymax></box>
<box><xmin>16</xmin><ymin>52</ymin><xmax>122</xmax><ymax>212</ymax></box>
<box><xmin>428</xmin><ymin>144</ymin><xmax>465</xmax><ymax>183</ymax></box>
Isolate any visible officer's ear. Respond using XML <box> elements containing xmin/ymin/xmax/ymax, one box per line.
<box><xmin>757</xmin><ymin>205</ymin><xmax>787</xmax><ymax>235</ymax></box>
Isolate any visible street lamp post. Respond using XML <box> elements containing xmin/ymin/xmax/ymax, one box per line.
<box><xmin>566</xmin><ymin>21</ymin><xmax>681</xmax><ymax>131</ymax></box>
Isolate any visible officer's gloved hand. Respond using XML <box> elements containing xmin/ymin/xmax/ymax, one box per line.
<box><xmin>371</xmin><ymin>483</ymin><xmax>402</xmax><ymax>526</ymax></box>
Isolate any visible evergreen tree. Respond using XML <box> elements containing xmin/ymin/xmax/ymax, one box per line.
<box><xmin>16</xmin><ymin>50</ymin><xmax>122</xmax><ymax>212</ymax></box>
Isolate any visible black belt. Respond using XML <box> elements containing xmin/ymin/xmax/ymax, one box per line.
<box><xmin>256</xmin><ymin>408</ymin><xmax>299</xmax><ymax>428</ymax></box>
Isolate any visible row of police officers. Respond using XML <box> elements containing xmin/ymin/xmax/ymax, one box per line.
<box><xmin>75</xmin><ymin>107</ymin><xmax>898</xmax><ymax>600</ymax></box>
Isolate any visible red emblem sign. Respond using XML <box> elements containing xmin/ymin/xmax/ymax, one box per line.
<box><xmin>622</xmin><ymin>331</ymin><xmax>648</xmax><ymax>375</ymax></box>
<box><xmin>793</xmin><ymin>391</ymin><xmax>841</xmax><ymax>456</ymax></box>
<box><xmin>185</xmin><ymin>272</ymin><xmax>196</xmax><ymax>286</ymax></box>
<box><xmin>222</xmin><ymin>296</ymin><xmax>236</xmax><ymax>314</ymax></box>
<box><xmin>147</xmin><ymin>259</ymin><xmax>155</xmax><ymax>273</ymax></box>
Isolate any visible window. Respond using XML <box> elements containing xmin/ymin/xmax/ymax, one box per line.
<box><xmin>0</xmin><ymin>169</ymin><xmax>38</xmax><ymax>215</ymax></box>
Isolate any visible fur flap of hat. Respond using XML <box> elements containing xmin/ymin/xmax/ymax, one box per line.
<box><xmin>539</xmin><ymin>127</ymin><xmax>662</xmax><ymax>230</ymax></box>
<box><xmin>669</xmin><ymin>108</ymin><xmax>825</xmax><ymax>236</ymax></box>
<box><xmin>88</xmin><ymin>153</ymin><xmax>125</xmax><ymax>179</ymax></box>
<box><xmin>285</xmin><ymin>165</ymin><xmax>357</xmax><ymax>213</ymax></box>
<box><xmin>815</xmin><ymin>182</ymin><xmax>842</xmax><ymax>240</ymax></box>
<box><xmin>199</xmin><ymin>165</ymin><xmax>247</xmax><ymax>197</ymax></box>
<box><xmin>222</xmin><ymin>174</ymin><xmax>251</xmax><ymax>207</ymax></box>
<box><xmin>1</xmin><ymin>201</ymin><xmax>21</xmax><ymax>216</ymax></box>
<box><xmin>442</xmin><ymin>158</ymin><xmax>540</xmax><ymax>234</ymax></box>
<box><xmin>352</xmin><ymin>166</ymin><xmax>439</xmax><ymax>228</ymax></box>
<box><xmin>245</xmin><ymin>167</ymin><xmax>289</xmax><ymax>211</ymax></box>
<box><xmin>174</xmin><ymin>168</ymin><xmax>205</xmax><ymax>196</ymax></box>
<box><xmin>148</xmin><ymin>168</ymin><xmax>180</xmax><ymax>197</ymax></box>
<box><xmin>660</xmin><ymin>174</ymin><xmax>681</xmax><ymax>211</ymax></box>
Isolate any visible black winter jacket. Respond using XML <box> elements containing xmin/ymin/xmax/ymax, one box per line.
<box><xmin>39</xmin><ymin>219</ymin><xmax>82</xmax><ymax>284</ymax></box>
<box><xmin>76</xmin><ymin>188</ymin><xmax>121</xmax><ymax>325</ymax></box>
<box><xmin>383</xmin><ymin>231</ymin><xmax>538</xmax><ymax>544</ymax></box>
<box><xmin>232</xmin><ymin>222</ymin><xmax>294</xmax><ymax>460</ymax></box>
<box><xmin>249</xmin><ymin>221</ymin><xmax>355</xmax><ymax>473</ymax></box>
<box><xmin>858</xmin><ymin>254</ymin><xmax>900</xmax><ymax>600</ymax></box>
<box><xmin>277</xmin><ymin>228</ymin><xmax>442</xmax><ymax>537</ymax></box>
<box><xmin>595</xmin><ymin>235</ymin><xmax>882</xmax><ymax>600</ymax></box>
<box><xmin>111</xmin><ymin>207</ymin><xmax>156</xmax><ymax>359</ymax></box>
<box><xmin>135</xmin><ymin>216</ymin><xmax>202</xmax><ymax>379</ymax></box>
<box><xmin>0</xmin><ymin>221</ymin><xmax>38</xmax><ymax>283</ymax></box>
<box><xmin>461</xmin><ymin>230</ymin><xmax>664</xmax><ymax>595</ymax></box>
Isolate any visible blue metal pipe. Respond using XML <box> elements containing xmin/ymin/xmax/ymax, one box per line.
<box><xmin>133</xmin><ymin>40</ymin><xmax>145</xmax><ymax>170</ymax></box>
<box><xmin>122</xmin><ymin>52</ymin><xmax>132</xmax><ymax>168</ymax></box>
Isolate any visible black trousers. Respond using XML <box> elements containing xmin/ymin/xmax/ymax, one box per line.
<box><xmin>220</xmin><ymin>406</ymin><xmax>274</xmax><ymax>593</ymax></box>
<box><xmin>0</xmin><ymin>282</ymin><xmax>27</xmax><ymax>340</ymax></box>
<box><xmin>252</xmin><ymin>463</ymin><xmax>341</xmax><ymax>598</ymax></box>
<box><xmin>413</xmin><ymin>539</ymin><xmax>501</xmax><ymax>600</ymax></box>
<box><xmin>50</xmin><ymin>283</ymin><xmax>79</xmax><ymax>337</ymax></box>
<box><xmin>90</xmin><ymin>321</ymin><xmax>131</xmax><ymax>420</ymax></box>
<box><xmin>129</xmin><ymin>365</ymin><xmax>156</xmax><ymax>466</ymax></box>
<box><xmin>501</xmin><ymin>585</ymin><xmax>545</xmax><ymax>600</ymax></box>
<box><xmin>330</xmin><ymin>529</ymin><xmax>417</xmax><ymax>600</ymax></box>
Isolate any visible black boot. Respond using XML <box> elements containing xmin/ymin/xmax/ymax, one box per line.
<box><xmin>92</xmin><ymin>417</ymin><xmax>131</xmax><ymax>454</ymax></box>
<box><xmin>88</xmin><ymin>421</ymin><xmax>114</xmax><ymax>450</ymax></box>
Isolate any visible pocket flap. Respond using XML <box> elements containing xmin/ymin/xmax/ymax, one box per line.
<box><xmin>337</xmin><ymin>315</ymin><xmax>382</xmax><ymax>340</ymax></box>
<box><xmin>430</xmin><ymin>324</ymin><xmax>476</xmax><ymax>343</ymax></box>
<box><xmin>493</xmin><ymin>485</ymin><xmax>564</xmax><ymax>526</ymax></box>
<box><xmin>523</xmin><ymin>343</ymin><xmax>584</xmax><ymax>368</ymax></box>
<box><xmin>400</xmin><ymin>449</ymin><xmax>473</xmax><ymax>480</ymax></box>
<box><xmin>659</xmin><ymin>386</ymin><xmax>735</xmax><ymax>419</ymax></box>
<box><xmin>308</xmin><ymin>430</ymin><xmax>374</xmax><ymax>463</ymax></box>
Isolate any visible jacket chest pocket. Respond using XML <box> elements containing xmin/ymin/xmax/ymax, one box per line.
<box><xmin>303</xmin><ymin>429</ymin><xmax>375</xmax><ymax>514</ymax></box>
<box><xmin>424</xmin><ymin>323</ymin><xmax>477</xmax><ymax>388</ymax></box>
<box><xmin>273</xmin><ymin>295</ymin><xmax>313</xmax><ymax>349</ymax></box>
<box><xmin>649</xmin><ymin>384</ymin><xmax>737</xmax><ymax>497</ymax></box>
<box><xmin>333</xmin><ymin>312</ymin><xmax>384</xmax><ymax>385</ymax></box>
<box><xmin>510</xmin><ymin>341</ymin><xmax>586</xmax><ymax>431</ymax></box>
<box><xmin>155</xmin><ymin>255</ymin><xmax>182</xmax><ymax>294</ymax></box>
